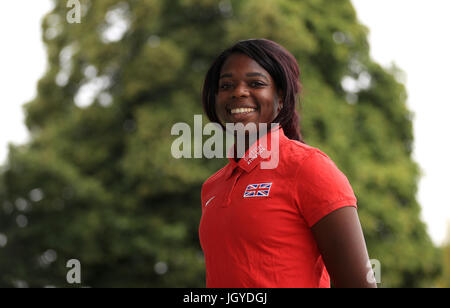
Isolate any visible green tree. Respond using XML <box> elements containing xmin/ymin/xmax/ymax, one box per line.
<box><xmin>0</xmin><ymin>0</ymin><xmax>441</xmax><ymax>287</ymax></box>
<box><xmin>437</xmin><ymin>223</ymin><xmax>450</xmax><ymax>287</ymax></box>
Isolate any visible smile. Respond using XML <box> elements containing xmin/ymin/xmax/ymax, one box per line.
<box><xmin>230</xmin><ymin>108</ymin><xmax>256</xmax><ymax>114</ymax></box>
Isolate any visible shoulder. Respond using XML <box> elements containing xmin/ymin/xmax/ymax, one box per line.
<box><xmin>280</xmin><ymin>138</ymin><xmax>343</xmax><ymax>177</ymax></box>
<box><xmin>280</xmin><ymin>137</ymin><xmax>323</xmax><ymax>166</ymax></box>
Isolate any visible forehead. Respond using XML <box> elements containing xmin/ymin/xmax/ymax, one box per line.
<box><xmin>220</xmin><ymin>53</ymin><xmax>269</xmax><ymax>75</ymax></box>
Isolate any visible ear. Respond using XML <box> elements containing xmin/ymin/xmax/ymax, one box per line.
<box><xmin>277</xmin><ymin>89</ymin><xmax>284</xmax><ymax>112</ymax></box>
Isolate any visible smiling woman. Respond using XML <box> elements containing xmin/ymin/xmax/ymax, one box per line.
<box><xmin>215</xmin><ymin>53</ymin><xmax>283</xmax><ymax>130</ymax></box>
<box><xmin>203</xmin><ymin>39</ymin><xmax>304</xmax><ymax>145</ymax></box>
<box><xmin>199</xmin><ymin>39</ymin><xmax>376</xmax><ymax>288</ymax></box>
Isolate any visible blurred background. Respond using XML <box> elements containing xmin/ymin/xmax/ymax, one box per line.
<box><xmin>0</xmin><ymin>0</ymin><xmax>449</xmax><ymax>287</ymax></box>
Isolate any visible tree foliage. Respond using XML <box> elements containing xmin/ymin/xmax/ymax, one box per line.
<box><xmin>0</xmin><ymin>0</ymin><xmax>441</xmax><ymax>287</ymax></box>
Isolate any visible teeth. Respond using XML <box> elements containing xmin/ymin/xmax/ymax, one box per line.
<box><xmin>230</xmin><ymin>108</ymin><xmax>256</xmax><ymax>114</ymax></box>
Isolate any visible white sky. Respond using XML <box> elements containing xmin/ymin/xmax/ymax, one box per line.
<box><xmin>351</xmin><ymin>0</ymin><xmax>450</xmax><ymax>246</ymax></box>
<box><xmin>0</xmin><ymin>1</ymin><xmax>53</xmax><ymax>164</ymax></box>
<box><xmin>0</xmin><ymin>1</ymin><xmax>449</xmax><ymax>245</ymax></box>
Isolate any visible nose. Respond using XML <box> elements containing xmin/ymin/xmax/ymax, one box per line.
<box><xmin>231</xmin><ymin>82</ymin><xmax>249</xmax><ymax>99</ymax></box>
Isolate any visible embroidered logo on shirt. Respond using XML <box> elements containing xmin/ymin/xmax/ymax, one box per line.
<box><xmin>243</xmin><ymin>183</ymin><xmax>272</xmax><ymax>197</ymax></box>
<box><xmin>244</xmin><ymin>145</ymin><xmax>267</xmax><ymax>165</ymax></box>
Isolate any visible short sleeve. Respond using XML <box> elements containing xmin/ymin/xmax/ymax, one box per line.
<box><xmin>294</xmin><ymin>150</ymin><xmax>358</xmax><ymax>228</ymax></box>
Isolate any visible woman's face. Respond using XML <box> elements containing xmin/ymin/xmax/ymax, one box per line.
<box><xmin>215</xmin><ymin>53</ymin><xmax>283</xmax><ymax>129</ymax></box>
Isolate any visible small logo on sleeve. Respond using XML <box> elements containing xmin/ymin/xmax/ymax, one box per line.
<box><xmin>243</xmin><ymin>183</ymin><xmax>272</xmax><ymax>197</ymax></box>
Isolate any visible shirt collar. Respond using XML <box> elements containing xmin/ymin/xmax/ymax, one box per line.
<box><xmin>224</xmin><ymin>124</ymin><xmax>287</xmax><ymax>179</ymax></box>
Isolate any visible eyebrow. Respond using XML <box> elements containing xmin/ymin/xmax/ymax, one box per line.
<box><xmin>219</xmin><ymin>72</ymin><xmax>269</xmax><ymax>81</ymax></box>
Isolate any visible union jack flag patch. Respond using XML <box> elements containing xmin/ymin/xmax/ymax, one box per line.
<box><xmin>243</xmin><ymin>183</ymin><xmax>272</xmax><ymax>198</ymax></box>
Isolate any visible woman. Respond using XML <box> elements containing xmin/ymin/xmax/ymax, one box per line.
<box><xmin>199</xmin><ymin>39</ymin><xmax>376</xmax><ymax>288</ymax></box>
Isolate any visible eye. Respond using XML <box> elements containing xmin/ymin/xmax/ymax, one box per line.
<box><xmin>219</xmin><ymin>83</ymin><xmax>233</xmax><ymax>90</ymax></box>
<box><xmin>250</xmin><ymin>81</ymin><xmax>266</xmax><ymax>88</ymax></box>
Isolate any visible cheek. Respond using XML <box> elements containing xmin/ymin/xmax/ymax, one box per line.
<box><xmin>261</xmin><ymin>94</ymin><xmax>277</xmax><ymax>113</ymax></box>
<box><xmin>214</xmin><ymin>96</ymin><xmax>226</xmax><ymax>120</ymax></box>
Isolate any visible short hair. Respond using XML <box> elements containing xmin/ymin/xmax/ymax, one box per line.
<box><xmin>202</xmin><ymin>38</ymin><xmax>305</xmax><ymax>143</ymax></box>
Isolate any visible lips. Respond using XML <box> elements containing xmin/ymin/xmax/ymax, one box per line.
<box><xmin>222</xmin><ymin>103</ymin><xmax>259</xmax><ymax>123</ymax></box>
<box><xmin>230</xmin><ymin>107</ymin><xmax>256</xmax><ymax>114</ymax></box>
<box><xmin>226</xmin><ymin>107</ymin><xmax>257</xmax><ymax>123</ymax></box>
<box><xmin>227</xmin><ymin>104</ymin><xmax>258</xmax><ymax>114</ymax></box>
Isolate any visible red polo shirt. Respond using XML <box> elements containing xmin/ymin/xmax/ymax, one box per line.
<box><xmin>199</xmin><ymin>125</ymin><xmax>357</xmax><ymax>288</ymax></box>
